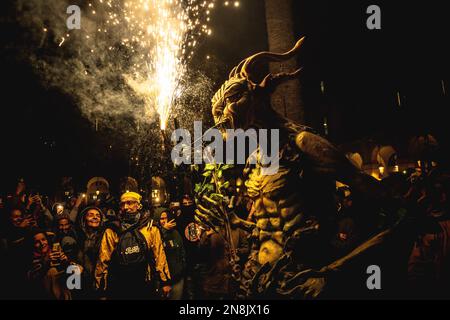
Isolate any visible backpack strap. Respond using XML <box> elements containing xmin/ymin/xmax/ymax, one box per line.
<box><xmin>132</xmin><ymin>228</ymin><xmax>149</xmax><ymax>253</ymax></box>
<box><xmin>147</xmin><ymin>219</ymin><xmax>154</xmax><ymax>231</ymax></box>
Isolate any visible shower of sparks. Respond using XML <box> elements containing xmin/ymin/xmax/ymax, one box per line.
<box><xmin>43</xmin><ymin>1</ymin><xmax>241</xmax><ymax>130</ymax></box>
<box><xmin>120</xmin><ymin>0</ymin><xmax>190</xmax><ymax>130</ymax></box>
<box><xmin>90</xmin><ymin>0</ymin><xmax>220</xmax><ymax>130</ymax></box>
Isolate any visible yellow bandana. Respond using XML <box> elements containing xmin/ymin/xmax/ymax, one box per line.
<box><xmin>120</xmin><ymin>191</ymin><xmax>142</xmax><ymax>203</ymax></box>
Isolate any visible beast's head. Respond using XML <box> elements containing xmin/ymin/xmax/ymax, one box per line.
<box><xmin>211</xmin><ymin>37</ymin><xmax>305</xmax><ymax>135</ymax></box>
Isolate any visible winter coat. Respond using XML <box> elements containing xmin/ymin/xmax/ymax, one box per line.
<box><xmin>94</xmin><ymin>213</ymin><xmax>171</xmax><ymax>298</ymax></box>
<box><xmin>154</xmin><ymin>209</ymin><xmax>186</xmax><ymax>282</ymax></box>
<box><xmin>76</xmin><ymin>207</ymin><xmax>106</xmax><ymax>294</ymax></box>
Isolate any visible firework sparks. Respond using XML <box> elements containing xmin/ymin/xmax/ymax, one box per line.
<box><xmin>27</xmin><ymin>0</ymin><xmax>240</xmax><ymax>132</ymax></box>
<box><xmin>94</xmin><ymin>0</ymin><xmax>217</xmax><ymax>130</ymax></box>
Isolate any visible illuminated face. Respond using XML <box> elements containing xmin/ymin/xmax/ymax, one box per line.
<box><xmin>85</xmin><ymin>209</ymin><xmax>101</xmax><ymax>228</ymax></box>
<box><xmin>58</xmin><ymin>218</ymin><xmax>71</xmax><ymax>234</ymax></box>
<box><xmin>10</xmin><ymin>209</ymin><xmax>23</xmax><ymax>227</ymax></box>
<box><xmin>338</xmin><ymin>232</ymin><xmax>348</xmax><ymax>241</ymax></box>
<box><xmin>120</xmin><ymin>198</ymin><xmax>140</xmax><ymax>214</ymax></box>
<box><xmin>33</xmin><ymin>233</ymin><xmax>49</xmax><ymax>255</ymax></box>
<box><xmin>211</xmin><ymin>77</ymin><xmax>254</xmax><ymax>136</ymax></box>
<box><xmin>182</xmin><ymin>197</ymin><xmax>193</xmax><ymax>207</ymax></box>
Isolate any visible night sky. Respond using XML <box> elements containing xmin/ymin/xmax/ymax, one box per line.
<box><xmin>0</xmin><ymin>0</ymin><xmax>448</xmax><ymax>193</ymax></box>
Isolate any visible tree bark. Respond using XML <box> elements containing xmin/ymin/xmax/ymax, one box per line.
<box><xmin>264</xmin><ymin>0</ymin><xmax>304</xmax><ymax>124</ymax></box>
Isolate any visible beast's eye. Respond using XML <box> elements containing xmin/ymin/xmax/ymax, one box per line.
<box><xmin>212</xmin><ymin>104</ymin><xmax>223</xmax><ymax>118</ymax></box>
<box><xmin>225</xmin><ymin>92</ymin><xmax>243</xmax><ymax>103</ymax></box>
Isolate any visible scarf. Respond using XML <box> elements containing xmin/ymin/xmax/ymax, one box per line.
<box><xmin>120</xmin><ymin>212</ymin><xmax>141</xmax><ymax>232</ymax></box>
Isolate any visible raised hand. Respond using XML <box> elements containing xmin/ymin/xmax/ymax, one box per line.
<box><xmin>278</xmin><ymin>268</ymin><xmax>329</xmax><ymax>299</ymax></box>
<box><xmin>162</xmin><ymin>219</ymin><xmax>177</xmax><ymax>230</ymax></box>
<box><xmin>194</xmin><ymin>194</ymin><xmax>226</xmax><ymax>232</ymax></box>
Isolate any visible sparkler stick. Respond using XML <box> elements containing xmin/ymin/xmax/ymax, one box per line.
<box><xmin>396</xmin><ymin>91</ymin><xmax>401</xmax><ymax>107</ymax></box>
<box><xmin>190</xmin><ymin>119</ymin><xmax>227</xmax><ymax>148</ymax></box>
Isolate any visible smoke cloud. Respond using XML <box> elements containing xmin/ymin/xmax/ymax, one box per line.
<box><xmin>13</xmin><ymin>0</ymin><xmax>218</xmax><ymax>179</ymax></box>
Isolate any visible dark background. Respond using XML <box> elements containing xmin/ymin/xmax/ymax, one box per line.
<box><xmin>0</xmin><ymin>0</ymin><xmax>448</xmax><ymax>193</ymax></box>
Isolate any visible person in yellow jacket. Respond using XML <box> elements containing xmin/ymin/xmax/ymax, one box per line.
<box><xmin>94</xmin><ymin>191</ymin><xmax>171</xmax><ymax>299</ymax></box>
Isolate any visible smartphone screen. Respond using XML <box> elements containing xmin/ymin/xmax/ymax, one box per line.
<box><xmin>52</xmin><ymin>242</ymin><xmax>61</xmax><ymax>252</ymax></box>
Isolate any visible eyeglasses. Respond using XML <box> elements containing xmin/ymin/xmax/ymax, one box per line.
<box><xmin>120</xmin><ymin>200</ymin><xmax>139</xmax><ymax>207</ymax></box>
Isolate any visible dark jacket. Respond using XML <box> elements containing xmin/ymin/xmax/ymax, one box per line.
<box><xmin>76</xmin><ymin>207</ymin><xmax>106</xmax><ymax>294</ymax></box>
<box><xmin>161</xmin><ymin>228</ymin><xmax>186</xmax><ymax>283</ymax></box>
<box><xmin>156</xmin><ymin>213</ymin><xmax>186</xmax><ymax>282</ymax></box>
<box><xmin>177</xmin><ymin>205</ymin><xmax>202</xmax><ymax>271</ymax></box>
<box><xmin>53</xmin><ymin>213</ymin><xmax>79</xmax><ymax>261</ymax></box>
<box><xmin>95</xmin><ymin>212</ymin><xmax>171</xmax><ymax>299</ymax></box>
<box><xmin>154</xmin><ymin>210</ymin><xmax>186</xmax><ymax>283</ymax></box>
<box><xmin>198</xmin><ymin>227</ymin><xmax>249</xmax><ymax>298</ymax></box>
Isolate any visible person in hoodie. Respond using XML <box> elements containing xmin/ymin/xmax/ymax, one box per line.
<box><xmin>53</xmin><ymin>213</ymin><xmax>79</xmax><ymax>261</ymax></box>
<box><xmin>95</xmin><ymin>191</ymin><xmax>171</xmax><ymax>299</ymax></box>
<box><xmin>155</xmin><ymin>209</ymin><xmax>186</xmax><ymax>300</ymax></box>
<box><xmin>76</xmin><ymin>206</ymin><xmax>105</xmax><ymax>298</ymax></box>
<box><xmin>178</xmin><ymin>194</ymin><xmax>202</xmax><ymax>299</ymax></box>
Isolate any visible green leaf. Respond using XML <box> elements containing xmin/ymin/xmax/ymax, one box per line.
<box><xmin>217</xmin><ymin>170</ymin><xmax>223</xmax><ymax>179</ymax></box>
<box><xmin>205</xmin><ymin>164</ymin><xmax>216</xmax><ymax>171</ymax></box>
<box><xmin>221</xmin><ymin>181</ymin><xmax>230</xmax><ymax>189</ymax></box>
<box><xmin>221</xmin><ymin>164</ymin><xmax>234</xmax><ymax>171</ymax></box>
<box><xmin>202</xmin><ymin>170</ymin><xmax>212</xmax><ymax>177</ymax></box>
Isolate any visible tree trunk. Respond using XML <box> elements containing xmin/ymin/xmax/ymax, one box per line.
<box><xmin>264</xmin><ymin>0</ymin><xmax>304</xmax><ymax>124</ymax></box>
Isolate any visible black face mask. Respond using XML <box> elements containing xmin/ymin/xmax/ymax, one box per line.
<box><xmin>120</xmin><ymin>212</ymin><xmax>141</xmax><ymax>231</ymax></box>
<box><xmin>181</xmin><ymin>205</ymin><xmax>195</xmax><ymax>214</ymax></box>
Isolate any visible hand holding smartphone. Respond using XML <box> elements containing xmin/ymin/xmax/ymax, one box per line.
<box><xmin>50</xmin><ymin>242</ymin><xmax>62</xmax><ymax>267</ymax></box>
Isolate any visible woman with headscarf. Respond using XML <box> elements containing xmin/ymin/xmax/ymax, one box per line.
<box><xmin>154</xmin><ymin>208</ymin><xmax>186</xmax><ymax>300</ymax></box>
<box><xmin>76</xmin><ymin>206</ymin><xmax>105</xmax><ymax>298</ymax></box>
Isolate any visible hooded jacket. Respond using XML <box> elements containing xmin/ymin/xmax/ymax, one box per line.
<box><xmin>76</xmin><ymin>207</ymin><xmax>105</xmax><ymax>290</ymax></box>
<box><xmin>154</xmin><ymin>209</ymin><xmax>186</xmax><ymax>283</ymax></box>
<box><xmin>94</xmin><ymin>211</ymin><xmax>171</xmax><ymax>295</ymax></box>
<box><xmin>54</xmin><ymin>213</ymin><xmax>79</xmax><ymax>260</ymax></box>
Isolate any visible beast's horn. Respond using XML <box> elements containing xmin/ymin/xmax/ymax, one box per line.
<box><xmin>260</xmin><ymin>67</ymin><xmax>303</xmax><ymax>91</ymax></box>
<box><xmin>229</xmin><ymin>59</ymin><xmax>247</xmax><ymax>79</ymax></box>
<box><xmin>241</xmin><ymin>36</ymin><xmax>305</xmax><ymax>79</ymax></box>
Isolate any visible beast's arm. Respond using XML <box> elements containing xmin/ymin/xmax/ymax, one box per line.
<box><xmin>295</xmin><ymin>131</ymin><xmax>387</xmax><ymax>200</ymax></box>
<box><xmin>276</xmin><ymin>132</ymin><xmax>403</xmax><ymax>298</ymax></box>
